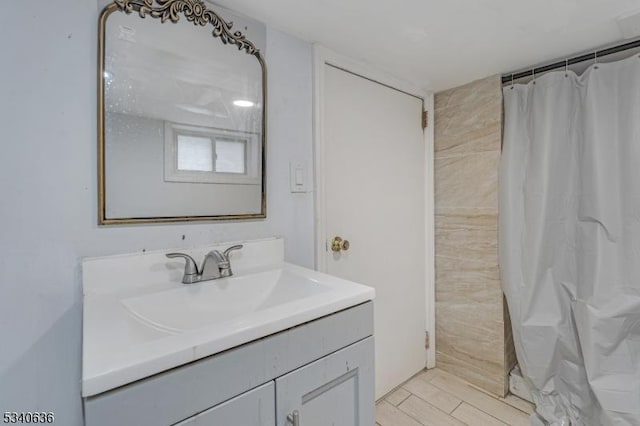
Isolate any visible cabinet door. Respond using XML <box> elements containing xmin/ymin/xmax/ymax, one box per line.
<box><xmin>276</xmin><ymin>337</ymin><xmax>374</xmax><ymax>426</ymax></box>
<box><xmin>175</xmin><ymin>382</ymin><xmax>275</xmax><ymax>426</ymax></box>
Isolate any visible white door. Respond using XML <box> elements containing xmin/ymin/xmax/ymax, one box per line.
<box><xmin>320</xmin><ymin>64</ymin><xmax>427</xmax><ymax>398</ymax></box>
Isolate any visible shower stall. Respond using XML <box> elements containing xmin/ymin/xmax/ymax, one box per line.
<box><xmin>500</xmin><ymin>41</ymin><xmax>640</xmax><ymax>425</ymax></box>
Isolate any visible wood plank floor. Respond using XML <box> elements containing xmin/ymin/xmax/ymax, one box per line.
<box><xmin>376</xmin><ymin>368</ymin><xmax>535</xmax><ymax>426</ymax></box>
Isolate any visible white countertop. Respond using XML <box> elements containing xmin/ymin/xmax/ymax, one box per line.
<box><xmin>82</xmin><ymin>238</ymin><xmax>375</xmax><ymax>397</ymax></box>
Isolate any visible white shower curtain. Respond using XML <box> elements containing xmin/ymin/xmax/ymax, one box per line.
<box><xmin>500</xmin><ymin>53</ymin><xmax>640</xmax><ymax>426</ymax></box>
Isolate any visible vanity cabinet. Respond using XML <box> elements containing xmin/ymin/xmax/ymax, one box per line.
<box><xmin>276</xmin><ymin>337</ymin><xmax>374</xmax><ymax>426</ymax></box>
<box><xmin>175</xmin><ymin>382</ymin><xmax>275</xmax><ymax>426</ymax></box>
<box><xmin>83</xmin><ymin>302</ymin><xmax>374</xmax><ymax>426</ymax></box>
<box><xmin>174</xmin><ymin>337</ymin><xmax>374</xmax><ymax>426</ymax></box>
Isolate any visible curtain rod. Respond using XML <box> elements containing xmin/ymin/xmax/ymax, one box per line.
<box><xmin>501</xmin><ymin>38</ymin><xmax>640</xmax><ymax>84</ymax></box>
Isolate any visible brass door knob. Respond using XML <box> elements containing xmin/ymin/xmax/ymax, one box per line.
<box><xmin>331</xmin><ymin>236</ymin><xmax>350</xmax><ymax>252</ymax></box>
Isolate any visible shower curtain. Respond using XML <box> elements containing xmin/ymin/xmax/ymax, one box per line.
<box><xmin>500</xmin><ymin>53</ymin><xmax>640</xmax><ymax>426</ymax></box>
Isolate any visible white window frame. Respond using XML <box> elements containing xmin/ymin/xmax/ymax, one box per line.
<box><xmin>164</xmin><ymin>122</ymin><xmax>261</xmax><ymax>185</ymax></box>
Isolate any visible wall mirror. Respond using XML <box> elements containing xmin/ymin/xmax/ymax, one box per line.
<box><xmin>98</xmin><ymin>0</ymin><xmax>266</xmax><ymax>224</ymax></box>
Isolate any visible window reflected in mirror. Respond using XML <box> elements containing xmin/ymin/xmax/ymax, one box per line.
<box><xmin>215</xmin><ymin>139</ymin><xmax>247</xmax><ymax>174</ymax></box>
<box><xmin>177</xmin><ymin>135</ymin><xmax>214</xmax><ymax>172</ymax></box>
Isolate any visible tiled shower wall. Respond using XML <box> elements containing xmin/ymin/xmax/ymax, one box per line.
<box><xmin>434</xmin><ymin>75</ymin><xmax>516</xmax><ymax>396</ymax></box>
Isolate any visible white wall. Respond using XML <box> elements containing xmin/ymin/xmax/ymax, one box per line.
<box><xmin>0</xmin><ymin>1</ymin><xmax>314</xmax><ymax>424</ymax></box>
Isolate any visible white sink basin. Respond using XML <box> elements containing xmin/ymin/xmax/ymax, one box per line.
<box><xmin>122</xmin><ymin>268</ymin><xmax>331</xmax><ymax>333</ymax></box>
<box><xmin>82</xmin><ymin>238</ymin><xmax>375</xmax><ymax>397</ymax></box>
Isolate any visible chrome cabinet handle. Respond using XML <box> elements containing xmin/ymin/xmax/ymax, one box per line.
<box><xmin>286</xmin><ymin>410</ymin><xmax>300</xmax><ymax>426</ymax></box>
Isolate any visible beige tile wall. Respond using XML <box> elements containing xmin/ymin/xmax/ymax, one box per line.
<box><xmin>434</xmin><ymin>75</ymin><xmax>516</xmax><ymax>397</ymax></box>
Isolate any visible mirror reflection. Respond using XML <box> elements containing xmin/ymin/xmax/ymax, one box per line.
<box><xmin>100</xmin><ymin>2</ymin><xmax>266</xmax><ymax>223</ymax></box>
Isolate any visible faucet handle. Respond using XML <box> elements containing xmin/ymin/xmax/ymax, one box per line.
<box><xmin>216</xmin><ymin>245</ymin><xmax>243</xmax><ymax>278</ymax></box>
<box><xmin>166</xmin><ymin>253</ymin><xmax>200</xmax><ymax>284</ymax></box>
<box><xmin>223</xmin><ymin>244</ymin><xmax>243</xmax><ymax>259</ymax></box>
<box><xmin>209</xmin><ymin>250</ymin><xmax>228</xmax><ymax>267</ymax></box>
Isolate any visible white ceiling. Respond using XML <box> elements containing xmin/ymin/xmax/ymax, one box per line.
<box><xmin>105</xmin><ymin>11</ymin><xmax>263</xmax><ymax>131</ymax></box>
<box><xmin>212</xmin><ymin>0</ymin><xmax>640</xmax><ymax>92</ymax></box>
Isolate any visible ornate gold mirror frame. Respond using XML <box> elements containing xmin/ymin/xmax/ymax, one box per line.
<box><xmin>98</xmin><ymin>0</ymin><xmax>267</xmax><ymax>225</ymax></box>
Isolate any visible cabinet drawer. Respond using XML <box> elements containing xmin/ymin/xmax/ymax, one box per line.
<box><xmin>175</xmin><ymin>382</ymin><xmax>274</xmax><ymax>426</ymax></box>
<box><xmin>276</xmin><ymin>337</ymin><xmax>375</xmax><ymax>426</ymax></box>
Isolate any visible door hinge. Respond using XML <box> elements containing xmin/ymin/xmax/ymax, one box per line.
<box><xmin>425</xmin><ymin>331</ymin><xmax>430</xmax><ymax>349</ymax></box>
<box><xmin>422</xmin><ymin>110</ymin><xmax>428</xmax><ymax>130</ymax></box>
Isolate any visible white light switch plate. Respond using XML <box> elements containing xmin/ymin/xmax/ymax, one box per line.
<box><xmin>289</xmin><ymin>160</ymin><xmax>309</xmax><ymax>193</ymax></box>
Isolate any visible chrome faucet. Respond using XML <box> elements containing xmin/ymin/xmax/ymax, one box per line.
<box><xmin>166</xmin><ymin>245</ymin><xmax>243</xmax><ymax>284</ymax></box>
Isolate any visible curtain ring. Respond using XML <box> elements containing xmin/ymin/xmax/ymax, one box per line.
<box><xmin>510</xmin><ymin>74</ymin><xmax>514</xmax><ymax>90</ymax></box>
<box><xmin>594</xmin><ymin>51</ymin><xmax>599</xmax><ymax>69</ymax></box>
<box><xmin>565</xmin><ymin>59</ymin><xmax>569</xmax><ymax>77</ymax></box>
<box><xmin>532</xmin><ymin>68</ymin><xmax>536</xmax><ymax>85</ymax></box>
